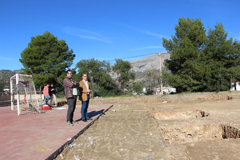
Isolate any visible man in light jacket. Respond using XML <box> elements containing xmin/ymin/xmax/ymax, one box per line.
<box><xmin>79</xmin><ymin>73</ymin><xmax>92</xmax><ymax>122</ymax></box>
<box><xmin>63</xmin><ymin>70</ymin><xmax>79</xmax><ymax>126</ymax></box>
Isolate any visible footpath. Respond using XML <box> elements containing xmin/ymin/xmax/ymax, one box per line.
<box><xmin>55</xmin><ymin>104</ymin><xmax>172</xmax><ymax>160</ymax></box>
<box><xmin>0</xmin><ymin>104</ymin><xmax>112</xmax><ymax>160</ymax></box>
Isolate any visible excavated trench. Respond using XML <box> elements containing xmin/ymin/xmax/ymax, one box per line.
<box><xmin>154</xmin><ymin>110</ymin><xmax>240</xmax><ymax>144</ymax></box>
<box><xmin>222</xmin><ymin>125</ymin><xmax>240</xmax><ymax>139</ymax></box>
<box><xmin>154</xmin><ymin>110</ymin><xmax>209</xmax><ymax>120</ymax></box>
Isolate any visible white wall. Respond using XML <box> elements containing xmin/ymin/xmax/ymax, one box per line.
<box><xmin>236</xmin><ymin>81</ymin><xmax>240</xmax><ymax>91</ymax></box>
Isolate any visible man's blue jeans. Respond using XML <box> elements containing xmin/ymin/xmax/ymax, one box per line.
<box><xmin>81</xmin><ymin>95</ymin><xmax>90</xmax><ymax>120</ymax></box>
<box><xmin>45</xmin><ymin>95</ymin><xmax>49</xmax><ymax>105</ymax></box>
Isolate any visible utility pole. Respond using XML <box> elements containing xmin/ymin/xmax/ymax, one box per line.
<box><xmin>40</xmin><ymin>86</ymin><xmax>42</xmax><ymax>101</ymax></box>
<box><xmin>158</xmin><ymin>51</ymin><xmax>163</xmax><ymax>95</ymax></box>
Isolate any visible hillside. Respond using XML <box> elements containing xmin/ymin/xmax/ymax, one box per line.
<box><xmin>130</xmin><ymin>52</ymin><xmax>170</xmax><ymax>72</ymax></box>
<box><xmin>0</xmin><ymin>70</ymin><xmax>15</xmax><ymax>82</ymax></box>
<box><xmin>0</xmin><ymin>70</ymin><xmax>24</xmax><ymax>82</ymax></box>
<box><xmin>130</xmin><ymin>52</ymin><xmax>170</xmax><ymax>79</ymax></box>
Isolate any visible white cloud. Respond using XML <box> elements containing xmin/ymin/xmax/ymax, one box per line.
<box><xmin>141</xmin><ymin>46</ymin><xmax>163</xmax><ymax>49</ymax></box>
<box><xmin>130</xmin><ymin>46</ymin><xmax>163</xmax><ymax>50</ymax></box>
<box><xmin>117</xmin><ymin>23</ymin><xmax>168</xmax><ymax>39</ymax></box>
<box><xmin>139</xmin><ymin>30</ymin><xmax>166</xmax><ymax>38</ymax></box>
<box><xmin>74</xmin><ymin>34</ymin><xmax>111</xmax><ymax>43</ymax></box>
<box><xmin>64</xmin><ymin>26</ymin><xmax>102</xmax><ymax>36</ymax></box>
<box><xmin>63</xmin><ymin>26</ymin><xmax>111</xmax><ymax>43</ymax></box>
<box><xmin>0</xmin><ymin>56</ymin><xmax>16</xmax><ymax>61</ymax></box>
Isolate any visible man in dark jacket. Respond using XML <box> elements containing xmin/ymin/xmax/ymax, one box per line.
<box><xmin>63</xmin><ymin>70</ymin><xmax>79</xmax><ymax>126</ymax></box>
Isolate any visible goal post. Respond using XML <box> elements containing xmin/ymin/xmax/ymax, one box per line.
<box><xmin>10</xmin><ymin>73</ymin><xmax>41</xmax><ymax>115</ymax></box>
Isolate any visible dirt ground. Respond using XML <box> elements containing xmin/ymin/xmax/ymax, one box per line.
<box><xmin>55</xmin><ymin>92</ymin><xmax>240</xmax><ymax>160</ymax></box>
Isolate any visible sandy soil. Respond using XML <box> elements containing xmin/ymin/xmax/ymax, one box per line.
<box><xmin>55</xmin><ymin>92</ymin><xmax>240</xmax><ymax>160</ymax></box>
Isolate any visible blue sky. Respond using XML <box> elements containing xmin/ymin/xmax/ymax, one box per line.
<box><xmin>0</xmin><ymin>0</ymin><xmax>240</xmax><ymax>71</ymax></box>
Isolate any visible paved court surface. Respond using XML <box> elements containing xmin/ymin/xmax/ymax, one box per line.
<box><xmin>0</xmin><ymin>104</ymin><xmax>112</xmax><ymax>160</ymax></box>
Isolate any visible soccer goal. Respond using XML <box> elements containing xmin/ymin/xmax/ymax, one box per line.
<box><xmin>10</xmin><ymin>74</ymin><xmax>41</xmax><ymax>115</ymax></box>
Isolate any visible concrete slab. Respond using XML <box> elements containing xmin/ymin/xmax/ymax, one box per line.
<box><xmin>0</xmin><ymin>104</ymin><xmax>112</xmax><ymax>160</ymax></box>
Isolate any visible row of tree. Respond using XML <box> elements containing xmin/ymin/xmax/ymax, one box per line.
<box><xmin>72</xmin><ymin>58</ymin><xmax>135</xmax><ymax>96</ymax></box>
<box><xmin>162</xmin><ymin>18</ymin><xmax>240</xmax><ymax>92</ymax></box>
<box><xmin>19</xmin><ymin>33</ymin><xmax>136</xmax><ymax>96</ymax></box>
<box><xmin>19</xmin><ymin>17</ymin><xmax>240</xmax><ymax>95</ymax></box>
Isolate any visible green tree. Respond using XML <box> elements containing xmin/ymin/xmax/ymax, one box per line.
<box><xmin>133</xmin><ymin>82</ymin><xmax>143</xmax><ymax>95</ymax></box>
<box><xmin>74</xmin><ymin>58</ymin><xmax>110</xmax><ymax>83</ymax></box>
<box><xmin>228</xmin><ymin>41</ymin><xmax>240</xmax><ymax>85</ymax></box>
<box><xmin>144</xmin><ymin>68</ymin><xmax>160</xmax><ymax>93</ymax></box>
<box><xmin>162</xmin><ymin>17</ymin><xmax>207</xmax><ymax>92</ymax></box>
<box><xmin>19</xmin><ymin>31</ymin><xmax>75</xmax><ymax>87</ymax></box>
<box><xmin>0</xmin><ymin>80</ymin><xmax>4</xmax><ymax>92</ymax></box>
<box><xmin>112</xmin><ymin>59</ymin><xmax>135</xmax><ymax>89</ymax></box>
<box><xmin>162</xmin><ymin>18</ymin><xmax>240</xmax><ymax>93</ymax></box>
<box><xmin>201</xmin><ymin>23</ymin><xmax>240</xmax><ymax>92</ymax></box>
<box><xmin>73</xmin><ymin>58</ymin><xmax>121</xmax><ymax>97</ymax></box>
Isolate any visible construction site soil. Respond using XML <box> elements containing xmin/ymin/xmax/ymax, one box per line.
<box><xmin>55</xmin><ymin>92</ymin><xmax>240</xmax><ymax>160</ymax></box>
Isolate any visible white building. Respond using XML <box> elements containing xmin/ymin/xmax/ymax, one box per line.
<box><xmin>3</xmin><ymin>88</ymin><xmax>10</xmax><ymax>92</ymax></box>
<box><xmin>155</xmin><ymin>87</ymin><xmax>176</xmax><ymax>95</ymax></box>
<box><xmin>163</xmin><ymin>87</ymin><xmax>176</xmax><ymax>94</ymax></box>
<box><xmin>236</xmin><ymin>81</ymin><xmax>240</xmax><ymax>91</ymax></box>
<box><xmin>230</xmin><ymin>81</ymin><xmax>240</xmax><ymax>91</ymax></box>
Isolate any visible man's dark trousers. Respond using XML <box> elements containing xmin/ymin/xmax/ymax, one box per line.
<box><xmin>81</xmin><ymin>94</ymin><xmax>90</xmax><ymax>120</ymax></box>
<box><xmin>67</xmin><ymin>95</ymin><xmax>77</xmax><ymax>123</ymax></box>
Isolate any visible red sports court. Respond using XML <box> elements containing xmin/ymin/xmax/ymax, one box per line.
<box><xmin>0</xmin><ymin>104</ymin><xmax>112</xmax><ymax>160</ymax></box>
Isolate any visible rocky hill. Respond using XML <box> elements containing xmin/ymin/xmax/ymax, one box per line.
<box><xmin>130</xmin><ymin>52</ymin><xmax>170</xmax><ymax>73</ymax></box>
<box><xmin>0</xmin><ymin>70</ymin><xmax>24</xmax><ymax>82</ymax></box>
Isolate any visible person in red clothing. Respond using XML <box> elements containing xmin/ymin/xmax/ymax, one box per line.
<box><xmin>42</xmin><ymin>84</ymin><xmax>50</xmax><ymax>105</ymax></box>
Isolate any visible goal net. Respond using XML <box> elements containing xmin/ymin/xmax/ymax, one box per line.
<box><xmin>10</xmin><ymin>74</ymin><xmax>42</xmax><ymax>115</ymax></box>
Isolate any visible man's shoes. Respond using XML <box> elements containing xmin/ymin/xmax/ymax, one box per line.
<box><xmin>73</xmin><ymin>121</ymin><xmax>79</xmax><ymax>124</ymax></box>
<box><xmin>82</xmin><ymin>119</ymin><xmax>87</xmax><ymax>122</ymax></box>
<box><xmin>66</xmin><ymin>121</ymin><xmax>73</xmax><ymax>126</ymax></box>
<box><xmin>87</xmin><ymin>118</ymin><xmax>93</xmax><ymax>120</ymax></box>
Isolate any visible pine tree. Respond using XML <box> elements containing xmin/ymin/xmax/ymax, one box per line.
<box><xmin>112</xmin><ymin>59</ymin><xmax>135</xmax><ymax>89</ymax></box>
<box><xmin>19</xmin><ymin>31</ymin><xmax>75</xmax><ymax>87</ymax></box>
<box><xmin>201</xmin><ymin>23</ymin><xmax>240</xmax><ymax>91</ymax></box>
<box><xmin>73</xmin><ymin>58</ymin><xmax>120</xmax><ymax>97</ymax></box>
<box><xmin>162</xmin><ymin>17</ymin><xmax>207</xmax><ymax>92</ymax></box>
<box><xmin>163</xmin><ymin>18</ymin><xmax>240</xmax><ymax>92</ymax></box>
